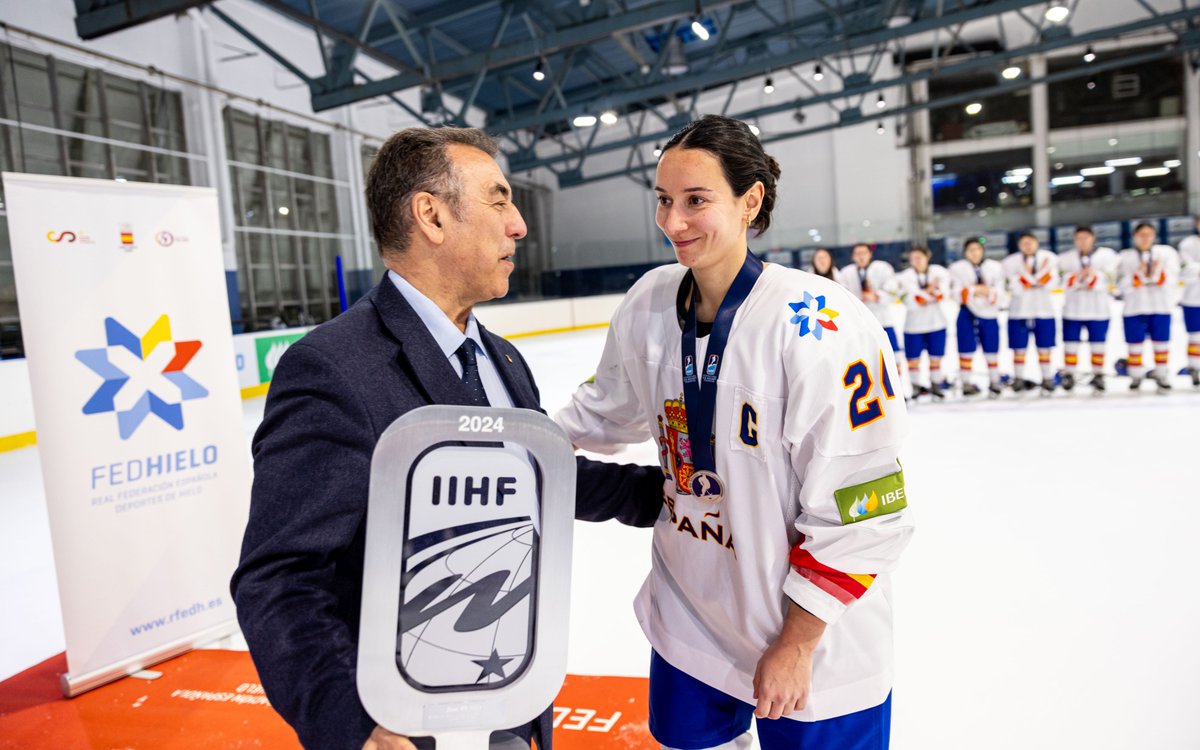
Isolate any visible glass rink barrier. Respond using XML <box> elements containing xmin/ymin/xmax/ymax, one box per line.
<box><xmin>357</xmin><ymin>406</ymin><xmax>577</xmax><ymax>749</ymax></box>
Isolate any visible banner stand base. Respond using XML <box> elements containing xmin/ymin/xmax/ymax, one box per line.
<box><xmin>60</xmin><ymin>619</ymin><xmax>239</xmax><ymax>697</ymax></box>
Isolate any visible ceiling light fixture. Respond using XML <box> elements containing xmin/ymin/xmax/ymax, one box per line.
<box><xmin>653</xmin><ymin>144</ymin><xmax>663</xmax><ymax>158</ymax></box>
<box><xmin>876</xmin><ymin>92</ymin><xmax>886</xmax><ymax>109</ymax></box>
<box><xmin>812</xmin><ymin>63</ymin><xmax>824</xmax><ymax>81</ymax></box>
<box><xmin>1105</xmin><ymin>157</ymin><xmax>1143</xmax><ymax>167</ymax></box>
<box><xmin>532</xmin><ymin>58</ymin><xmax>546</xmax><ymax>81</ymax></box>
<box><xmin>691</xmin><ymin>17</ymin><xmax>710</xmax><ymax>40</ymax></box>
<box><xmin>965</xmin><ymin>101</ymin><xmax>983</xmax><ymax>116</ymax></box>
<box><xmin>1080</xmin><ymin>166</ymin><xmax>1115</xmax><ymax>176</ymax></box>
<box><xmin>599</xmin><ymin>109</ymin><xmax>618</xmax><ymax>125</ymax></box>
<box><xmin>1083</xmin><ymin>45</ymin><xmax>1096</xmax><ymax>63</ymax></box>
<box><xmin>1002</xmin><ymin>65</ymin><xmax>1021</xmax><ymax>80</ymax></box>
<box><xmin>1136</xmin><ymin>167</ymin><xmax>1171</xmax><ymax>178</ymax></box>
<box><xmin>876</xmin><ymin>122</ymin><xmax>886</xmax><ymax>135</ymax></box>
<box><xmin>763</xmin><ymin>76</ymin><xmax>775</xmax><ymax>94</ymax></box>
<box><xmin>1044</xmin><ymin>1</ymin><xmax>1070</xmax><ymax>23</ymax></box>
<box><xmin>572</xmin><ymin>113</ymin><xmax>597</xmax><ymax>128</ymax></box>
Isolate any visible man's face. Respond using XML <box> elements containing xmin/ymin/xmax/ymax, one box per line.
<box><xmin>1018</xmin><ymin>236</ymin><xmax>1038</xmax><ymax>256</ymax></box>
<box><xmin>441</xmin><ymin>144</ymin><xmax>527</xmax><ymax>304</ymax></box>
<box><xmin>1075</xmin><ymin>231</ymin><xmax>1095</xmax><ymax>253</ymax></box>
<box><xmin>852</xmin><ymin>244</ymin><xmax>872</xmax><ymax>268</ymax></box>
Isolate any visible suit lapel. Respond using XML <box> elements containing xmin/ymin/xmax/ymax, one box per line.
<box><xmin>369</xmin><ymin>276</ymin><xmax>476</xmax><ymax>407</ymax></box>
<box><xmin>479</xmin><ymin>326</ymin><xmax>540</xmax><ymax>410</ymax></box>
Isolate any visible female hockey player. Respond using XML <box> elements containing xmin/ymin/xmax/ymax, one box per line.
<box><xmin>1002</xmin><ymin>232</ymin><xmax>1060</xmax><ymax>394</ymax></box>
<box><xmin>838</xmin><ymin>242</ymin><xmax>901</xmax><ymax>356</ymax></box>
<box><xmin>896</xmin><ymin>246</ymin><xmax>950</xmax><ymax>399</ymax></box>
<box><xmin>1057</xmin><ymin>226</ymin><xmax>1117</xmax><ymax>393</ymax></box>
<box><xmin>555</xmin><ymin>115</ymin><xmax>913</xmax><ymax>750</ymax></box>
<box><xmin>948</xmin><ymin>238</ymin><xmax>1004</xmax><ymax>397</ymax></box>
<box><xmin>810</xmin><ymin>246</ymin><xmax>837</xmax><ymax>281</ymax></box>
<box><xmin>1118</xmin><ymin>222</ymin><xmax>1180</xmax><ymax>392</ymax></box>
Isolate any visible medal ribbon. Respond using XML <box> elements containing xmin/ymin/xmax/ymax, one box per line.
<box><xmin>681</xmin><ymin>250</ymin><xmax>764</xmax><ymax>477</ymax></box>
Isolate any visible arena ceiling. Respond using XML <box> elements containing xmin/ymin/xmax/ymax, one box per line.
<box><xmin>74</xmin><ymin>0</ymin><xmax>1200</xmax><ymax>186</ymax></box>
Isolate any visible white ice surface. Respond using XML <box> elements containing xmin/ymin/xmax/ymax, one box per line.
<box><xmin>3</xmin><ymin>326</ymin><xmax>1199</xmax><ymax>749</ymax></box>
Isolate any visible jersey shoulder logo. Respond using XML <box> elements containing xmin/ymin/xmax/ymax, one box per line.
<box><xmin>788</xmin><ymin>292</ymin><xmax>840</xmax><ymax>340</ymax></box>
<box><xmin>834</xmin><ymin>468</ymin><xmax>907</xmax><ymax>525</ymax></box>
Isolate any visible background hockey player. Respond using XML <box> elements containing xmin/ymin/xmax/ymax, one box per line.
<box><xmin>896</xmin><ymin>246</ymin><xmax>950</xmax><ymax>400</ymax></box>
<box><xmin>948</xmin><ymin>238</ymin><xmax>1004</xmax><ymax>397</ymax></box>
<box><xmin>838</xmin><ymin>243</ymin><xmax>901</xmax><ymax>356</ymax></box>
<box><xmin>1178</xmin><ymin>216</ymin><xmax>1200</xmax><ymax>387</ymax></box>
<box><xmin>1057</xmin><ymin>226</ymin><xmax>1118</xmax><ymax>393</ymax></box>
<box><xmin>1002</xmin><ymin>232</ymin><xmax>1060</xmax><ymax>393</ymax></box>
<box><xmin>1118</xmin><ymin>222</ymin><xmax>1180</xmax><ymax>392</ymax></box>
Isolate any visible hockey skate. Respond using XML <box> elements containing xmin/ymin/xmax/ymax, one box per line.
<box><xmin>929</xmin><ymin>382</ymin><xmax>946</xmax><ymax>400</ymax></box>
<box><xmin>988</xmin><ymin>382</ymin><xmax>1004</xmax><ymax>399</ymax></box>
<box><xmin>1129</xmin><ymin>376</ymin><xmax>1143</xmax><ymax>391</ymax></box>
<box><xmin>1192</xmin><ymin>367</ymin><xmax>1200</xmax><ymax>388</ymax></box>
<box><xmin>1039</xmin><ymin>379</ymin><xmax>1055</xmax><ymax>395</ymax></box>
<box><xmin>1061</xmin><ymin>372</ymin><xmax>1075</xmax><ymax>391</ymax></box>
<box><xmin>1091</xmin><ymin>373</ymin><xmax>1106</xmax><ymax>393</ymax></box>
<box><xmin>961</xmin><ymin>382</ymin><xmax>982</xmax><ymax>397</ymax></box>
<box><xmin>1154</xmin><ymin>373</ymin><xmax>1172</xmax><ymax>394</ymax></box>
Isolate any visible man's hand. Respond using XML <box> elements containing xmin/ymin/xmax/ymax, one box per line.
<box><xmin>752</xmin><ymin>602</ymin><xmax>826</xmax><ymax>720</ymax></box>
<box><xmin>363</xmin><ymin>726</ymin><xmax>419</xmax><ymax>750</ymax></box>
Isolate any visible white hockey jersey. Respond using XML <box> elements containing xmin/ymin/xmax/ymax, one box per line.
<box><xmin>947</xmin><ymin>258</ymin><xmax>1004</xmax><ymax>319</ymax></box>
<box><xmin>837</xmin><ymin>261</ymin><xmax>899</xmax><ymax>328</ymax></box>
<box><xmin>1179</xmin><ymin>235</ymin><xmax>1200</xmax><ymax>308</ymax></box>
<box><xmin>1117</xmin><ymin>244</ymin><xmax>1181</xmax><ymax>316</ymax></box>
<box><xmin>895</xmin><ymin>265</ymin><xmax>950</xmax><ymax>334</ymax></box>
<box><xmin>556</xmin><ymin>264</ymin><xmax>913</xmax><ymax>722</ymax></box>
<box><xmin>1002</xmin><ymin>250</ymin><xmax>1059</xmax><ymax>319</ymax></box>
<box><xmin>1058</xmin><ymin>247</ymin><xmax>1118</xmax><ymax>321</ymax></box>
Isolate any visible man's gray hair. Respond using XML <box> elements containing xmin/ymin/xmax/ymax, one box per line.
<box><xmin>366</xmin><ymin>127</ymin><xmax>499</xmax><ymax>257</ymax></box>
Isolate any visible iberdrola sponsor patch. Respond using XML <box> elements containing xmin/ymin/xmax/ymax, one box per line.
<box><xmin>834</xmin><ymin>469</ymin><xmax>907</xmax><ymax>525</ymax></box>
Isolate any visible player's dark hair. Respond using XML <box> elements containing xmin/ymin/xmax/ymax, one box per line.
<box><xmin>853</xmin><ymin>242</ymin><xmax>872</xmax><ymax>253</ymax></box>
<box><xmin>1075</xmin><ymin>225</ymin><xmax>1094</xmax><ymax>235</ymax></box>
<box><xmin>911</xmin><ymin>245</ymin><xmax>932</xmax><ymax>256</ymax></box>
<box><xmin>1018</xmin><ymin>231</ymin><xmax>1037</xmax><ymax>242</ymax></box>
<box><xmin>662</xmin><ymin>115</ymin><xmax>781</xmax><ymax>234</ymax></box>
<box><xmin>1133</xmin><ymin>222</ymin><xmax>1156</xmax><ymax>234</ymax></box>
<box><xmin>963</xmin><ymin>237</ymin><xmax>983</xmax><ymax>252</ymax></box>
<box><xmin>366</xmin><ymin>126</ymin><xmax>499</xmax><ymax>258</ymax></box>
<box><xmin>810</xmin><ymin>247</ymin><xmax>836</xmax><ymax>280</ymax></box>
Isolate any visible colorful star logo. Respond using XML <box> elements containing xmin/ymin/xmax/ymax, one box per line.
<box><xmin>75</xmin><ymin>315</ymin><xmax>208</xmax><ymax>440</ymax></box>
<box><xmin>788</xmin><ymin>292</ymin><xmax>840</xmax><ymax>340</ymax></box>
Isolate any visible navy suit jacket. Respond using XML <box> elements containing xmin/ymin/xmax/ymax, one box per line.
<box><xmin>231</xmin><ymin>277</ymin><xmax>663</xmax><ymax>750</ymax></box>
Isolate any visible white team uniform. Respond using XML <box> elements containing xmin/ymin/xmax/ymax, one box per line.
<box><xmin>1058</xmin><ymin>248</ymin><xmax>1118</xmax><ymax>321</ymax></box>
<box><xmin>1002</xmin><ymin>250</ymin><xmax>1059</xmax><ymax>319</ymax></box>
<box><xmin>1177</xmin><ymin>236</ymin><xmax>1200</xmax><ymax>309</ymax></box>
<box><xmin>837</xmin><ymin>261</ymin><xmax>899</xmax><ymax>329</ymax></box>
<box><xmin>1116</xmin><ymin>245</ymin><xmax>1181</xmax><ymax>316</ymax></box>
<box><xmin>947</xmin><ymin>259</ymin><xmax>1004</xmax><ymax>318</ymax></box>
<box><xmin>895</xmin><ymin>265</ymin><xmax>950</xmax><ymax>334</ymax></box>
<box><xmin>556</xmin><ymin>264</ymin><xmax>913</xmax><ymax>722</ymax></box>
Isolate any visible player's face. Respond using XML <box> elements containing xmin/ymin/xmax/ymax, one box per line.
<box><xmin>442</xmin><ymin>144</ymin><xmax>527</xmax><ymax>304</ymax></box>
<box><xmin>964</xmin><ymin>242</ymin><xmax>984</xmax><ymax>264</ymax></box>
<box><xmin>1133</xmin><ymin>226</ymin><xmax>1155</xmax><ymax>251</ymax></box>
<box><xmin>812</xmin><ymin>249</ymin><xmax>832</xmax><ymax>274</ymax></box>
<box><xmin>909</xmin><ymin>251</ymin><xmax>929</xmax><ymax>272</ymax></box>
<box><xmin>1075</xmin><ymin>231</ymin><xmax>1095</xmax><ymax>253</ymax></box>
<box><xmin>1018</xmin><ymin>236</ymin><xmax>1038</xmax><ymax>256</ymax></box>
<box><xmin>655</xmin><ymin>147</ymin><xmax>759</xmax><ymax>274</ymax></box>
<box><xmin>852</xmin><ymin>245</ymin><xmax>872</xmax><ymax>268</ymax></box>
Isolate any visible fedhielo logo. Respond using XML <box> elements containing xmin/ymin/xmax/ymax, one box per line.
<box><xmin>75</xmin><ymin>315</ymin><xmax>209</xmax><ymax>440</ymax></box>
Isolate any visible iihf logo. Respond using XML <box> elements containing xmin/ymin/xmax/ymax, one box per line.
<box><xmin>398</xmin><ymin>447</ymin><xmax>539</xmax><ymax>691</ymax></box>
<box><xmin>684</xmin><ymin>355</ymin><xmax>695</xmax><ymax>378</ymax></box>
<box><xmin>706</xmin><ymin>354</ymin><xmax>720</xmax><ymax>376</ymax></box>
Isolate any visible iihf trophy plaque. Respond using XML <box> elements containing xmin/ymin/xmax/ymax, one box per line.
<box><xmin>357</xmin><ymin>406</ymin><xmax>576</xmax><ymax>749</ymax></box>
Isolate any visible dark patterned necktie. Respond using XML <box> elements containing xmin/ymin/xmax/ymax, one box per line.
<box><xmin>455</xmin><ymin>339</ymin><xmax>490</xmax><ymax>406</ymax></box>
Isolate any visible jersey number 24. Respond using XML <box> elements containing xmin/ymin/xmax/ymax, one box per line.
<box><xmin>843</xmin><ymin>350</ymin><xmax>896</xmax><ymax>430</ymax></box>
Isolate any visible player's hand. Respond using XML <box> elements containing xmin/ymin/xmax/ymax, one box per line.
<box><xmin>363</xmin><ymin>726</ymin><xmax>419</xmax><ymax>750</ymax></box>
<box><xmin>752</xmin><ymin>638</ymin><xmax>814</xmax><ymax>720</ymax></box>
<box><xmin>863</xmin><ymin>290</ymin><xmax>879</xmax><ymax>303</ymax></box>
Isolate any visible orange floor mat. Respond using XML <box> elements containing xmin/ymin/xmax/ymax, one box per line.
<box><xmin>0</xmin><ymin>651</ymin><xmax>653</xmax><ymax>749</ymax></box>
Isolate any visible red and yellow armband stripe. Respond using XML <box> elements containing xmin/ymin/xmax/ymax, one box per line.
<box><xmin>1018</xmin><ymin>276</ymin><xmax>1032</xmax><ymax>289</ymax></box>
<box><xmin>789</xmin><ymin>542</ymin><xmax>876</xmax><ymax>606</ymax></box>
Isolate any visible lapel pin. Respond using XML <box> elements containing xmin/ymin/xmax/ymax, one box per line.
<box><xmin>505</xmin><ymin>354</ymin><xmax>513</xmax><ymax>364</ymax></box>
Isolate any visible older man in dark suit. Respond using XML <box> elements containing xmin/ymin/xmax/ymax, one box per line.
<box><xmin>231</xmin><ymin>127</ymin><xmax>663</xmax><ymax>750</ymax></box>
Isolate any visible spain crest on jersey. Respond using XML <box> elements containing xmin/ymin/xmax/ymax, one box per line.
<box><xmin>657</xmin><ymin>396</ymin><xmax>694</xmax><ymax>494</ymax></box>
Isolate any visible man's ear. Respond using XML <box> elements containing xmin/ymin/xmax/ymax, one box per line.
<box><xmin>412</xmin><ymin>192</ymin><xmax>446</xmax><ymax>245</ymax></box>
